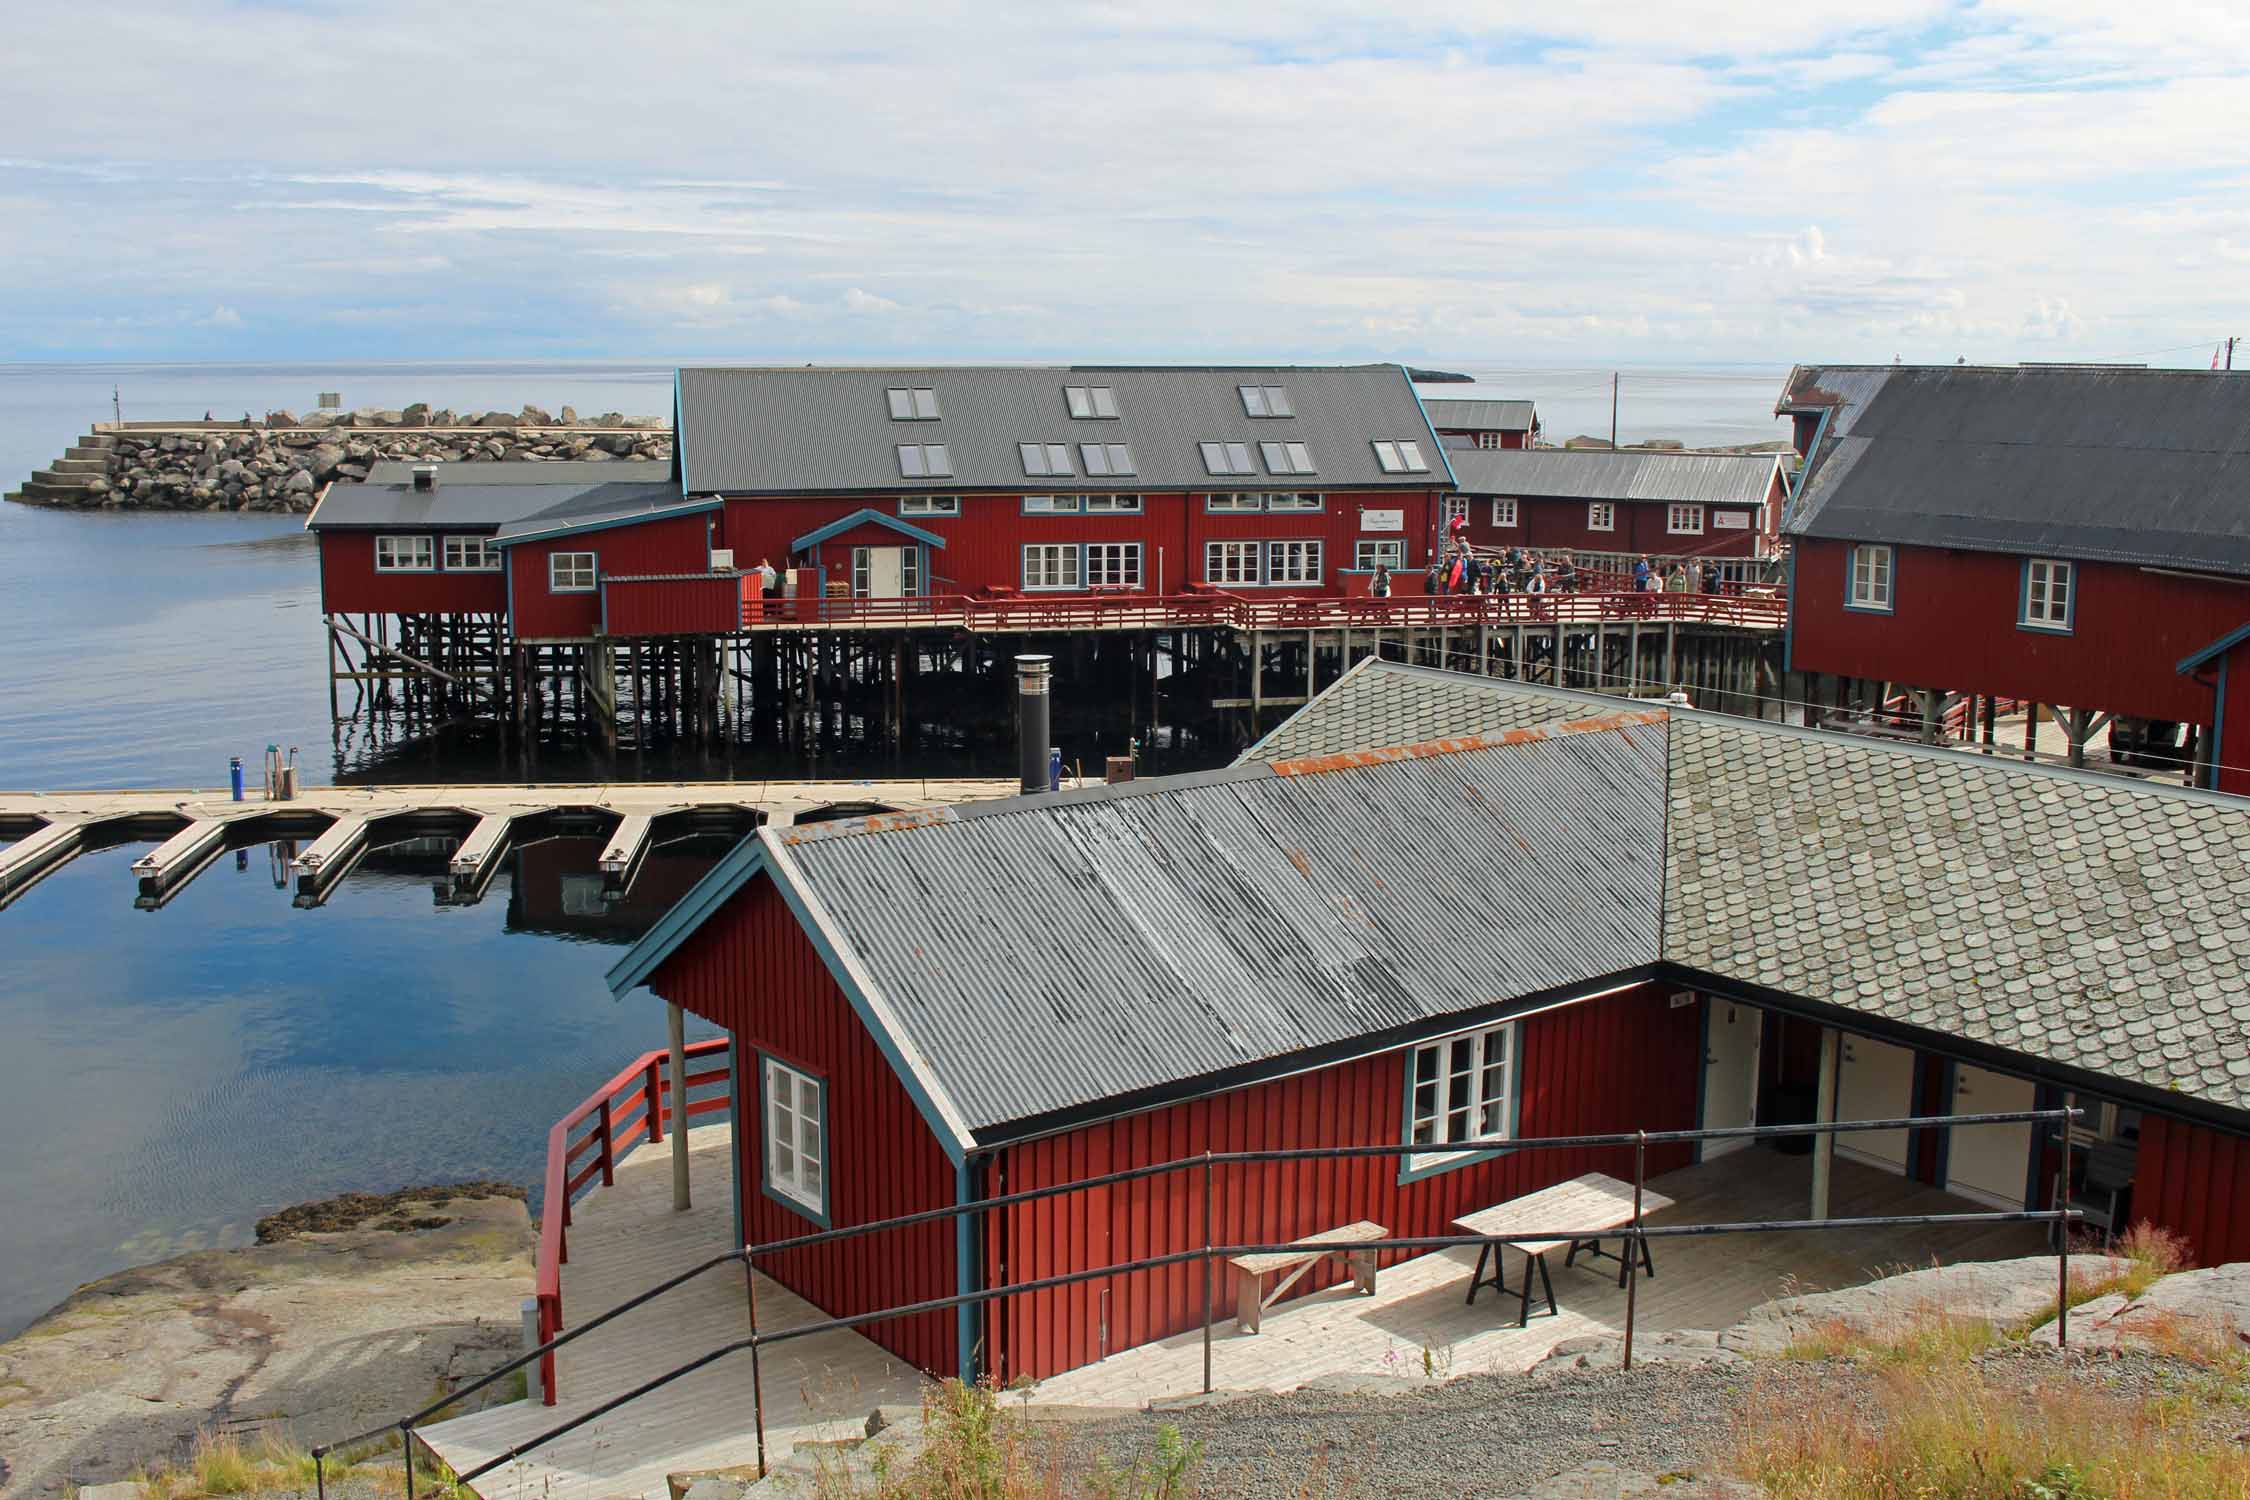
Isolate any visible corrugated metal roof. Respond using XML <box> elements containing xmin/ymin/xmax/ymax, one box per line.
<box><xmin>768</xmin><ymin>719</ymin><xmax>1668</xmax><ymax>1139</ymax></box>
<box><xmin>1782</xmin><ymin>364</ymin><xmax>2250</xmax><ymax>574</ymax></box>
<box><xmin>362</xmin><ymin>460</ymin><xmax>672</xmax><ymax>486</ymax></box>
<box><xmin>1445</xmin><ymin>448</ymin><xmax>1782</xmax><ymax>507</ymax></box>
<box><xmin>311</xmin><ymin>463</ymin><xmax>675</xmax><ymax>530</ymax></box>
<box><xmin>1248</xmin><ymin>657</ymin><xmax>2250</xmax><ymax>1121</ymax></box>
<box><xmin>675</xmin><ymin>365</ymin><xmax>1447</xmax><ymax>495</ymax></box>
<box><xmin>1422</xmin><ymin>398</ymin><xmax>1536</xmax><ymax>432</ymax></box>
<box><xmin>491</xmin><ymin>483</ymin><xmax>707</xmax><ymax>541</ymax></box>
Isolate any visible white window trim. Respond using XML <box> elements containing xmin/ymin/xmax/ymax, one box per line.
<box><xmin>762</xmin><ymin>1055</ymin><xmax>826</xmax><ymax>1217</ymax></box>
<box><xmin>1204</xmin><ymin>539</ymin><xmax>1263</xmax><ymax>586</ymax></box>
<box><xmin>1022</xmin><ymin>495</ymin><xmax>1082</xmax><ymax>514</ymax></box>
<box><xmin>1264</xmin><ymin>539</ymin><xmax>1324</xmax><ymax>587</ymax></box>
<box><xmin>1021</xmin><ymin>542</ymin><xmax>1084</xmax><ymax>592</ymax></box>
<box><xmin>1475</xmin><ymin>431</ymin><xmax>1502</xmax><ymax>451</ymax></box>
<box><xmin>1085</xmin><ymin>541</ymin><xmax>1143</xmax><ymax>588</ymax></box>
<box><xmin>1491</xmin><ymin>498</ymin><xmax>1519</xmax><ymax>528</ymax></box>
<box><xmin>442</xmin><ymin>535</ymin><xmax>500</xmax><ymax>572</ymax></box>
<box><xmin>1405</xmin><ymin>1021</ymin><xmax>1518</xmax><ymax>1175</ymax></box>
<box><xmin>1204</xmin><ymin>493</ymin><xmax>1264</xmax><ymax>513</ymax></box>
<box><xmin>2022</xmin><ymin>557</ymin><xmax>2073</xmax><ymax>631</ymax></box>
<box><xmin>1666</xmin><ymin>503</ymin><xmax>1705</xmax><ymax>536</ymax></box>
<box><xmin>1587</xmin><ymin>502</ymin><xmax>1616</xmax><ymax>533</ymax></box>
<box><xmin>1354</xmin><ymin>539</ymin><xmax>1404</xmax><ymax>570</ymax></box>
<box><xmin>1848</xmin><ymin>543</ymin><xmax>1894</xmax><ymax>613</ymax></box>
<box><xmin>886</xmin><ymin>387</ymin><xmax>939</xmax><ymax>421</ymax></box>
<box><xmin>1083</xmin><ymin>493</ymin><xmax>1144</xmax><ymax>513</ymax></box>
<box><xmin>1440</xmin><ymin>495</ymin><xmax>1468</xmax><ymax>528</ymax></box>
<box><xmin>899</xmin><ymin>495</ymin><xmax>960</xmax><ymax>517</ymax></box>
<box><xmin>375</xmin><ymin>534</ymin><xmax>434</xmax><ymax>572</ymax></box>
<box><xmin>548</xmin><ymin>550</ymin><xmax>597</xmax><ymax>593</ymax></box>
<box><xmin>1265</xmin><ymin>493</ymin><xmax>1322</xmax><ymax>512</ymax></box>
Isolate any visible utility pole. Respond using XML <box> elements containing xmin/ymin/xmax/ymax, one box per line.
<box><xmin>2228</xmin><ymin>337</ymin><xmax>2238</xmax><ymax>371</ymax></box>
<box><xmin>1610</xmin><ymin>372</ymin><xmax>1619</xmax><ymax>450</ymax></box>
<box><xmin>112</xmin><ymin>385</ymin><xmax>122</xmax><ymax>424</ymax></box>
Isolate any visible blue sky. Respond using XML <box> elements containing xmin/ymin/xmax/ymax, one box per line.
<box><xmin>1</xmin><ymin>0</ymin><xmax>2243</xmax><ymax>367</ymax></box>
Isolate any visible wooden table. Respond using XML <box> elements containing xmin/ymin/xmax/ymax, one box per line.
<box><xmin>1452</xmin><ymin>1172</ymin><xmax>1678</xmax><ymax>1328</ymax></box>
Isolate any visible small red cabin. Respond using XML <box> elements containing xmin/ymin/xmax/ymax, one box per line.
<box><xmin>1421</xmin><ymin>395</ymin><xmax>1538</xmax><ymax>450</ymax></box>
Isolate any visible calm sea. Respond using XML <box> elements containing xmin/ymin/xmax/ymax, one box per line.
<box><xmin>0</xmin><ymin>360</ymin><xmax>1789</xmax><ymax>1338</ymax></box>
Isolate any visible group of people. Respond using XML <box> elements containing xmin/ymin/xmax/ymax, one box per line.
<box><xmin>1418</xmin><ymin>542</ymin><xmax>1574</xmax><ymax>597</ymax></box>
<box><xmin>1631</xmin><ymin>555</ymin><xmax>1726</xmax><ymax>595</ymax></box>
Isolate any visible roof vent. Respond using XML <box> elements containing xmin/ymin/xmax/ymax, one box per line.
<box><xmin>412</xmin><ymin>464</ymin><xmax>439</xmax><ymax>493</ymax></box>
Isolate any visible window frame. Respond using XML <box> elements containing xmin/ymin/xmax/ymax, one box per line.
<box><xmin>1079</xmin><ymin>442</ymin><xmax>1135</xmax><ymax>476</ymax></box>
<box><xmin>1064</xmin><ymin>385</ymin><xmax>1119</xmax><ymax>419</ymax></box>
<box><xmin>1259</xmin><ymin>440</ymin><xmax>1315</xmax><ymax>476</ymax></box>
<box><xmin>899</xmin><ymin>494</ymin><xmax>960</xmax><ymax>517</ymax></box>
<box><xmin>1021</xmin><ymin>494</ymin><xmax>1082</xmax><ymax>515</ymax></box>
<box><xmin>2020</xmin><ymin>556</ymin><xmax>2074</xmax><ymax>634</ymax></box>
<box><xmin>1265</xmin><ymin>492</ymin><xmax>1322</xmax><ymax>513</ymax></box>
<box><xmin>1203</xmin><ymin>539</ymin><xmax>1262</xmax><ymax>586</ymax></box>
<box><xmin>1021</xmin><ymin>542</ymin><xmax>1084</xmax><ymax>591</ymax></box>
<box><xmin>759</xmin><ymin>1052</ymin><xmax>830</xmax><ymax>1224</ymax></box>
<box><xmin>547</xmin><ymin>550</ymin><xmax>597</xmax><ymax>593</ymax></box>
<box><xmin>1440</xmin><ymin>494</ymin><xmax>1468</xmax><ymax>530</ymax></box>
<box><xmin>1666</xmin><ymin>503</ymin><xmax>1706</xmax><ymax>536</ymax></box>
<box><xmin>886</xmin><ymin>387</ymin><xmax>940</xmax><ymax>421</ymax></box>
<box><xmin>1082</xmin><ymin>492</ymin><xmax>1143</xmax><ymax>514</ymax></box>
<box><xmin>1399</xmin><ymin>1020</ymin><xmax>1521</xmax><ymax>1183</ymax></box>
<box><xmin>1203</xmin><ymin>492</ymin><xmax>1264</xmax><ymax>514</ymax></box>
<box><xmin>1587</xmin><ymin>502</ymin><xmax>1617</xmax><ymax>533</ymax></box>
<box><xmin>1084</xmin><ymin>541</ymin><xmax>1144</xmax><ymax>588</ymax></box>
<box><xmin>1491</xmin><ymin>497</ymin><xmax>1519</xmax><ymax>528</ymax></box>
<box><xmin>1354</xmin><ymin>539</ymin><xmax>1405</xmax><ymax>571</ymax></box>
<box><xmin>1019</xmin><ymin>442</ymin><xmax>1074</xmax><ymax>478</ymax></box>
<box><xmin>896</xmin><ymin>443</ymin><xmax>951</xmax><ymax>478</ymax></box>
<box><xmin>441</xmin><ymin>534</ymin><xmax>500</xmax><ymax>572</ymax></box>
<box><xmin>374</xmin><ymin>533</ymin><xmax>435</xmax><ymax>572</ymax></box>
<box><xmin>1264</xmin><ymin>538</ymin><xmax>1324</xmax><ymax>587</ymax></box>
<box><xmin>1846</xmin><ymin>543</ymin><xmax>1895</xmax><ymax>614</ymax></box>
<box><xmin>1238</xmin><ymin>384</ymin><xmax>1292</xmax><ymax>417</ymax></box>
<box><xmin>1475</xmin><ymin>431</ymin><xmax>1502</xmax><ymax>451</ymax></box>
<box><xmin>1199</xmin><ymin>440</ymin><xmax>1256</xmax><ymax>476</ymax></box>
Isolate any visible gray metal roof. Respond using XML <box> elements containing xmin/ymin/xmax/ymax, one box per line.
<box><xmin>1781</xmin><ymin>364</ymin><xmax>2250</xmax><ymax>574</ymax></box>
<box><xmin>765</xmin><ymin>720</ymin><xmax>1669</xmax><ymax>1139</ymax></box>
<box><xmin>675</xmin><ymin>365</ymin><xmax>1447</xmax><ymax>496</ymax></box>
<box><xmin>1423</xmin><ymin>398</ymin><xmax>1536</xmax><ymax>432</ymax></box>
<box><xmin>492</xmin><ymin>483</ymin><xmax>706</xmax><ymax>542</ymax></box>
<box><xmin>1445</xmin><ymin>448</ymin><xmax>1782</xmax><ymax>507</ymax></box>
<box><xmin>311</xmin><ymin>462</ymin><xmax>675</xmax><ymax>530</ymax></box>
<box><xmin>1247</xmin><ymin>658</ymin><xmax>2250</xmax><ymax>1120</ymax></box>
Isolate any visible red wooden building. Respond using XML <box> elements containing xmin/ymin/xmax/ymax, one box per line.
<box><xmin>1442</xmin><ymin>448</ymin><xmax>1788</xmax><ymax>585</ymax></box>
<box><xmin>1421</xmin><ymin>395</ymin><xmax>1538</xmax><ymax>450</ymax></box>
<box><xmin>1778</xmin><ymin>364</ymin><xmax>2250</xmax><ymax>789</ymax></box>
<box><xmin>605</xmin><ymin>660</ymin><xmax>2250</xmax><ymax>1385</ymax></box>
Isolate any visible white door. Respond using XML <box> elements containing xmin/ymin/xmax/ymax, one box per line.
<box><xmin>1699</xmin><ymin>999</ymin><xmax>1761</xmax><ymax>1158</ymax></box>
<box><xmin>1947</xmin><ymin>1066</ymin><xmax>2036</xmax><ymax>1208</ymax></box>
<box><xmin>866</xmin><ymin>547</ymin><xmax>906</xmax><ymax>599</ymax></box>
<box><xmin>1834</xmin><ymin>1037</ymin><xmax>1915</xmax><ymax>1174</ymax></box>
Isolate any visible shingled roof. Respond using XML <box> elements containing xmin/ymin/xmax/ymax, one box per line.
<box><xmin>1779</xmin><ymin>364</ymin><xmax>2250</xmax><ymax>574</ymax></box>
<box><xmin>1246</xmin><ymin>658</ymin><xmax>2250</xmax><ymax>1124</ymax></box>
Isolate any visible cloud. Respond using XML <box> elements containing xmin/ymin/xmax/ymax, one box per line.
<box><xmin>842</xmin><ymin>288</ymin><xmax>901</xmax><ymax>315</ymax></box>
<box><xmin>198</xmin><ymin>304</ymin><xmax>243</xmax><ymax>328</ymax></box>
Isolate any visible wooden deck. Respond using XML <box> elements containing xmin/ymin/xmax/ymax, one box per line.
<box><xmin>420</xmin><ymin>1131</ymin><xmax>2048</xmax><ymax>1500</ymax></box>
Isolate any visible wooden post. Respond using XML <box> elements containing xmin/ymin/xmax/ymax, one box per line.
<box><xmin>1811</xmin><ymin>1028</ymin><xmax>1840</xmax><ymax>1220</ymax></box>
<box><xmin>669</xmin><ymin>1003</ymin><xmax>690</xmax><ymax>1212</ymax></box>
<box><xmin>1918</xmin><ymin>688</ymin><xmax>1941</xmax><ymax>744</ymax></box>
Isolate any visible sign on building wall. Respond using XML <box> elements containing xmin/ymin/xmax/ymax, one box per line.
<box><xmin>1361</xmin><ymin>509</ymin><xmax>1405</xmax><ymax>533</ymax></box>
<box><xmin>1713</xmin><ymin>511</ymin><xmax>1750</xmax><ymax>529</ymax></box>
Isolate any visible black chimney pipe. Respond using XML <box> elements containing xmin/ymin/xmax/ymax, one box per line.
<box><xmin>1016</xmin><ymin>654</ymin><xmax>1052</xmax><ymax>794</ymax></box>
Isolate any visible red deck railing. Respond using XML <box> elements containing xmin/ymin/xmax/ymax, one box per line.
<box><xmin>536</xmin><ymin>1036</ymin><xmax>732</xmax><ymax>1403</ymax></box>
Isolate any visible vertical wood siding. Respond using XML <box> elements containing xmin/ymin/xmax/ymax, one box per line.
<box><xmin>982</xmin><ymin>983</ymin><xmax>1699</xmax><ymax>1383</ymax></box>
<box><xmin>317</xmin><ymin>530</ymin><xmax>508</xmax><ymax>615</ymax></box>
<box><xmin>648</xmin><ymin>876</ymin><xmax>958</xmax><ymax>1374</ymax></box>
<box><xmin>1464</xmin><ymin>499</ymin><xmax>1766</xmax><ymax>559</ymax></box>
<box><xmin>2135</xmin><ymin>1113</ymin><xmax>2250</xmax><ymax>1266</ymax></box>
<box><xmin>1790</xmin><ymin>539</ymin><xmax>2242</xmax><ymax>723</ymax></box>
<box><xmin>506</xmin><ymin>513</ymin><xmax>714</xmax><ymax>640</ymax></box>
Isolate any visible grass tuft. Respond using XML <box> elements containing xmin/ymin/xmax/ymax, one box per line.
<box><xmin>1781</xmin><ymin>1305</ymin><xmax>2001</xmax><ymax>1368</ymax></box>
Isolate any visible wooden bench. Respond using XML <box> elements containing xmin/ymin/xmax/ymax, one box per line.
<box><xmin>1226</xmin><ymin>1220</ymin><xmax>1386</xmax><ymax>1334</ymax></box>
<box><xmin>1452</xmin><ymin>1173</ymin><xmax>1677</xmax><ymax>1328</ymax></box>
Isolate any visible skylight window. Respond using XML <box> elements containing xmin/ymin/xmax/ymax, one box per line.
<box><xmin>886</xmin><ymin>387</ymin><xmax>940</xmax><ymax>421</ymax></box>
<box><xmin>1397</xmin><ymin>440</ymin><xmax>1428</xmax><ymax>472</ymax></box>
<box><xmin>1020</xmin><ymin>442</ymin><xmax>1074</xmax><ymax>477</ymax></box>
<box><xmin>1260</xmin><ymin>440</ymin><xmax>1315</xmax><ymax>475</ymax></box>
<box><xmin>1199</xmin><ymin>441</ymin><xmax>1256</xmax><ymax>476</ymax></box>
<box><xmin>897</xmin><ymin>443</ymin><xmax>952</xmax><ymax>478</ymax></box>
<box><xmin>1080</xmin><ymin>442</ymin><xmax>1135</xmax><ymax>476</ymax></box>
<box><xmin>1065</xmin><ymin>386</ymin><xmax>1119</xmax><ymax>419</ymax></box>
<box><xmin>1239</xmin><ymin>384</ymin><xmax>1293</xmax><ymax>417</ymax></box>
<box><xmin>1372</xmin><ymin>440</ymin><xmax>1429</xmax><ymax>474</ymax></box>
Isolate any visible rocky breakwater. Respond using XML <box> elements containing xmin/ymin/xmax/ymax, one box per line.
<box><xmin>6</xmin><ymin>404</ymin><xmax>672</xmax><ymax>515</ymax></box>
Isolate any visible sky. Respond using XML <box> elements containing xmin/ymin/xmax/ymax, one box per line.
<box><xmin>1</xmin><ymin>0</ymin><xmax>2245</xmax><ymax>368</ymax></box>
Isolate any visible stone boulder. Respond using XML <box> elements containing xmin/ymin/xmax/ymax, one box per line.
<box><xmin>2022</xmin><ymin>1262</ymin><xmax>2250</xmax><ymax>1353</ymax></box>
<box><xmin>400</xmin><ymin>403</ymin><xmax>431</xmax><ymax>426</ymax></box>
<box><xmin>284</xmin><ymin>469</ymin><xmax>316</xmax><ymax>494</ymax></box>
<box><xmin>559</xmin><ymin>405</ymin><xmax>578</xmax><ymax>423</ymax></box>
<box><xmin>520</xmin><ymin>404</ymin><xmax>553</xmax><ymax>425</ymax></box>
<box><xmin>431</xmin><ymin>408</ymin><xmax>457</xmax><ymax>427</ymax></box>
<box><xmin>309</xmin><ymin>443</ymin><xmax>348</xmax><ymax>480</ymax></box>
<box><xmin>265</xmin><ymin>409</ymin><xmax>298</xmax><ymax>427</ymax></box>
<box><xmin>595</xmin><ymin>432</ymin><xmax>639</xmax><ymax>456</ymax></box>
<box><xmin>478</xmin><ymin>410</ymin><xmax>518</xmax><ymax>428</ymax></box>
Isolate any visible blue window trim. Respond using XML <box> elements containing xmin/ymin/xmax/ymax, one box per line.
<box><xmin>1082</xmin><ymin>494</ymin><xmax>1145</xmax><ymax>515</ymax></box>
<box><xmin>1843</xmin><ymin>542</ymin><xmax>1895</xmax><ymax>615</ymax></box>
<box><xmin>548</xmin><ymin>549</ymin><xmax>598</xmax><ymax>594</ymax></box>
<box><xmin>1022</xmin><ymin>495</ymin><xmax>1084</xmax><ymax>515</ymax></box>
<box><xmin>1395</xmin><ymin>1021</ymin><xmax>1525</xmax><ymax>1187</ymax></box>
<box><xmin>754</xmin><ymin>1047</ymin><xmax>832</xmax><ymax>1229</ymax></box>
<box><xmin>2017</xmin><ymin>556</ymin><xmax>2075</xmax><ymax>635</ymax></box>
<box><xmin>898</xmin><ymin>495</ymin><xmax>960</xmax><ymax>519</ymax></box>
<box><xmin>1203</xmin><ymin>493</ymin><xmax>1268</xmax><ymax>514</ymax></box>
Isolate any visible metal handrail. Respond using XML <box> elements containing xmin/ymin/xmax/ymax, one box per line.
<box><xmin>317</xmin><ymin>1107</ymin><xmax>2084</xmax><ymax>1499</ymax></box>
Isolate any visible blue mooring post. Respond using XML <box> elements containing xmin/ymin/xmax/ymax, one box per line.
<box><xmin>1048</xmin><ymin>747</ymin><xmax>1062</xmax><ymax>792</ymax></box>
<box><xmin>229</xmin><ymin>756</ymin><xmax>245</xmax><ymax>801</ymax></box>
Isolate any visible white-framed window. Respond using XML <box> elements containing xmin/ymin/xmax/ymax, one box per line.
<box><xmin>1406</xmin><ymin>1022</ymin><xmax>1517</xmax><ymax>1173</ymax></box>
<box><xmin>1204</xmin><ymin>540</ymin><xmax>1262</xmax><ymax>585</ymax></box>
<box><xmin>900</xmin><ymin>494</ymin><xmax>960</xmax><ymax>517</ymax></box>
<box><xmin>548</xmin><ymin>551</ymin><xmax>596</xmax><ymax>592</ymax></box>
<box><xmin>1064</xmin><ymin>385</ymin><xmax>1118</xmax><ymax>419</ymax></box>
<box><xmin>897</xmin><ymin>443</ymin><xmax>952</xmax><ymax>478</ymax></box>
<box><xmin>1020</xmin><ymin>442</ymin><xmax>1074</xmax><ymax>477</ymax></box>
<box><xmin>1080</xmin><ymin>442</ymin><xmax>1136</xmax><ymax>476</ymax></box>
<box><xmin>1491</xmin><ymin>498</ymin><xmax>1519</xmax><ymax>528</ymax></box>
<box><xmin>1084</xmin><ymin>493</ymin><xmax>1143</xmax><ymax>513</ymax></box>
<box><xmin>1239</xmin><ymin>384</ymin><xmax>1293</xmax><ymax>417</ymax></box>
<box><xmin>762</xmin><ymin>1055</ymin><xmax>826</xmax><ymax>1217</ymax></box>
<box><xmin>1199</xmin><ymin>441</ymin><xmax>1256</xmax><ymax>476</ymax></box>
<box><xmin>1475</xmin><ymin>431</ymin><xmax>1503</xmax><ymax>450</ymax></box>
<box><xmin>1441</xmin><ymin>494</ymin><xmax>1468</xmax><ymax>530</ymax></box>
<box><xmin>886</xmin><ymin>387</ymin><xmax>939</xmax><ymax>421</ymax></box>
<box><xmin>375</xmin><ymin>534</ymin><xmax>434</xmax><ymax>572</ymax></box>
<box><xmin>1265</xmin><ymin>492</ymin><xmax>1322</xmax><ymax>512</ymax></box>
<box><xmin>1022</xmin><ymin>494</ymin><xmax>1081</xmax><ymax>514</ymax></box>
<box><xmin>1849</xmin><ymin>543</ymin><xmax>1894</xmax><ymax>612</ymax></box>
<box><xmin>1022</xmin><ymin>543</ymin><xmax>1083</xmax><ymax>591</ymax></box>
<box><xmin>1266</xmin><ymin>539</ymin><xmax>1323</xmax><ymax>586</ymax></box>
<box><xmin>1587</xmin><ymin>502</ymin><xmax>1616</xmax><ymax>532</ymax></box>
<box><xmin>1372</xmin><ymin>440</ymin><xmax>1432</xmax><ymax>474</ymax></box>
<box><xmin>1667</xmin><ymin>503</ymin><xmax>1705</xmax><ymax>535</ymax></box>
<box><xmin>1086</xmin><ymin>542</ymin><xmax>1143</xmax><ymax>588</ymax></box>
<box><xmin>1204</xmin><ymin>492</ymin><xmax>1264</xmax><ymax>513</ymax></box>
<box><xmin>1355</xmin><ymin>539</ymin><xmax>1405</xmax><ymax>570</ymax></box>
<box><xmin>2023</xmin><ymin>557</ymin><xmax>2073</xmax><ymax>631</ymax></box>
<box><xmin>1260</xmin><ymin>440</ymin><xmax>1316</xmax><ymax>475</ymax></box>
<box><xmin>443</xmin><ymin>535</ymin><xmax>500</xmax><ymax>571</ymax></box>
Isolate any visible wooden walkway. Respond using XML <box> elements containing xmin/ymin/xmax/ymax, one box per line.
<box><xmin>420</xmin><ymin>1134</ymin><xmax>2046</xmax><ymax>1500</ymax></box>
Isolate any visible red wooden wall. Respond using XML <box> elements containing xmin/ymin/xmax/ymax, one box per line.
<box><xmin>505</xmin><ymin>513</ymin><xmax>713</xmax><ymax>640</ymax></box>
<box><xmin>980</xmin><ymin>983</ymin><xmax>1701</xmax><ymax>1382</ymax></box>
<box><xmin>1791</xmin><ymin>540</ymin><xmax>2244</xmax><ymax>723</ymax></box>
<box><xmin>2135</xmin><ymin>1113</ymin><xmax>2250</xmax><ymax>1267</ymax></box>
<box><xmin>2215</xmin><ymin>635</ymin><xmax>2250</xmax><ymax>797</ymax></box>
<box><xmin>646</xmin><ymin>875</ymin><xmax>959</xmax><ymax>1373</ymax></box>
<box><xmin>1463</xmin><ymin>498</ymin><xmax>1767</xmax><ymax>558</ymax></box>
<box><xmin>316</xmin><ymin>530</ymin><xmax>508</xmax><ymax>615</ymax></box>
<box><xmin>603</xmin><ymin>574</ymin><xmax>749</xmax><ymax>636</ymax></box>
